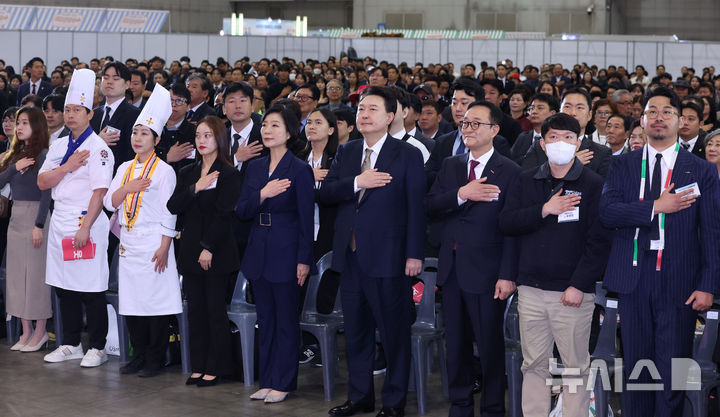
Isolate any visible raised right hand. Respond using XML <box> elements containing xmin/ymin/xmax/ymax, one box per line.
<box><xmin>459</xmin><ymin>177</ymin><xmax>500</xmax><ymax>202</ymax></box>
<box><xmin>63</xmin><ymin>150</ymin><xmax>90</xmax><ymax>172</ymax></box>
<box><xmin>542</xmin><ymin>189</ymin><xmax>582</xmax><ymax>217</ymax></box>
<box><xmin>575</xmin><ymin>149</ymin><xmax>594</xmax><ymax>165</ymax></box>
<box><xmin>194</xmin><ymin>170</ymin><xmax>220</xmax><ymax>193</ymax></box>
<box><xmin>15</xmin><ymin>157</ymin><xmax>35</xmax><ymax>173</ymax></box>
<box><xmin>261</xmin><ymin>179</ymin><xmax>291</xmax><ymax>201</ymax></box>
<box><xmin>124</xmin><ymin>178</ymin><xmax>152</xmax><ymax>193</ymax></box>
<box><xmin>356</xmin><ymin>168</ymin><xmax>392</xmax><ymax>189</ymax></box>
<box><xmin>166</xmin><ymin>141</ymin><xmax>194</xmax><ymax>163</ymax></box>
<box><xmin>235</xmin><ymin>142</ymin><xmax>264</xmax><ymax>163</ymax></box>
<box><xmin>99</xmin><ymin>126</ymin><xmax>120</xmax><ymax>147</ymax></box>
<box><xmin>654</xmin><ymin>183</ymin><xmax>698</xmax><ymax>214</ymax></box>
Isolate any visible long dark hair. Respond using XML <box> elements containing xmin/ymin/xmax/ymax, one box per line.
<box><xmin>196</xmin><ymin>115</ymin><xmax>232</xmax><ymax>166</ymax></box>
<box><xmin>299</xmin><ymin>108</ymin><xmax>339</xmax><ymax>162</ymax></box>
<box><xmin>0</xmin><ymin>106</ymin><xmax>49</xmax><ymax>171</ymax></box>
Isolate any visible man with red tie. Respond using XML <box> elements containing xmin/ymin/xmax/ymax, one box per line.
<box><xmin>426</xmin><ymin>101</ymin><xmax>519</xmax><ymax>417</ymax></box>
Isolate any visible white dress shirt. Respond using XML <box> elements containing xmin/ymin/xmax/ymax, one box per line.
<box><xmin>230</xmin><ymin>120</ymin><xmax>254</xmax><ymax>170</ymax></box>
<box><xmin>49</xmin><ymin>126</ymin><xmax>66</xmax><ymax>145</ymax></box>
<box><xmin>353</xmin><ymin>133</ymin><xmax>388</xmax><ymax>193</ymax></box>
<box><xmin>457</xmin><ymin>147</ymin><xmax>494</xmax><ymax>205</ymax></box>
<box><xmin>679</xmin><ymin>135</ymin><xmax>698</xmax><ymax>153</ymax></box>
<box><xmin>102</xmin><ymin>98</ymin><xmax>124</xmax><ymax>125</ymax></box>
<box><xmin>648</xmin><ymin>143</ymin><xmax>679</xmax><ymax>219</ymax></box>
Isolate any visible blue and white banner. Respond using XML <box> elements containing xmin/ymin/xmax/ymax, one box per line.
<box><xmin>0</xmin><ymin>5</ymin><xmax>168</xmax><ymax>32</ymax></box>
<box><xmin>32</xmin><ymin>6</ymin><xmax>105</xmax><ymax>31</ymax></box>
<box><xmin>103</xmin><ymin>9</ymin><xmax>168</xmax><ymax>33</ymax></box>
<box><xmin>0</xmin><ymin>5</ymin><xmax>34</xmax><ymax>30</ymax></box>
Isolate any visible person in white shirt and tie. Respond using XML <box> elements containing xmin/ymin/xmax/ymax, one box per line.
<box><xmin>679</xmin><ymin>101</ymin><xmax>706</xmax><ymax>159</ymax></box>
<box><xmin>223</xmin><ymin>82</ymin><xmax>264</xmax><ymax>171</ymax></box>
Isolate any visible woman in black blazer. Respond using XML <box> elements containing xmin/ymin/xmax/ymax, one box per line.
<box><xmin>167</xmin><ymin>115</ymin><xmax>242</xmax><ymax>387</ymax></box>
<box><xmin>236</xmin><ymin>104</ymin><xmax>315</xmax><ymax>403</ymax></box>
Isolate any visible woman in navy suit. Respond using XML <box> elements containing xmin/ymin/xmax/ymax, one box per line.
<box><xmin>236</xmin><ymin>103</ymin><xmax>315</xmax><ymax>403</ymax></box>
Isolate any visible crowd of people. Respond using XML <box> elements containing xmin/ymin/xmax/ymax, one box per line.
<box><xmin>1</xmin><ymin>52</ymin><xmax>719</xmax><ymax>417</ymax></box>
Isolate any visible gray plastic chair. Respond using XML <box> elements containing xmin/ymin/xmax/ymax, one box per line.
<box><xmin>226</xmin><ymin>271</ymin><xmax>258</xmax><ymax>386</ymax></box>
<box><xmin>503</xmin><ymin>292</ymin><xmax>523</xmax><ymax>417</ymax></box>
<box><xmin>300</xmin><ymin>251</ymin><xmax>344</xmax><ymax>401</ymax></box>
<box><xmin>590</xmin><ymin>282</ymin><xmax>620</xmax><ymax>417</ymax></box>
<box><xmin>685</xmin><ymin>307</ymin><xmax>720</xmax><ymax>417</ymax></box>
<box><xmin>410</xmin><ymin>257</ymin><xmax>448</xmax><ymax>414</ymax></box>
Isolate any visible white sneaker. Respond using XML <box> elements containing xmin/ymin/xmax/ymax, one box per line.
<box><xmin>44</xmin><ymin>344</ymin><xmax>84</xmax><ymax>363</ymax></box>
<box><xmin>80</xmin><ymin>348</ymin><xmax>108</xmax><ymax>368</ymax></box>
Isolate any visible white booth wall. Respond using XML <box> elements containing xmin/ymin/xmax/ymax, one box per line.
<box><xmin>4</xmin><ymin>31</ymin><xmax>720</xmax><ymax>78</ymax></box>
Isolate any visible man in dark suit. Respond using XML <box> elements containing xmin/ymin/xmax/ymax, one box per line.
<box><xmin>479</xmin><ymin>79</ymin><xmax>522</xmax><ymax>146</ymax></box>
<box><xmin>426</xmin><ymin>101</ymin><xmax>518</xmax><ymax>417</ymax></box>
<box><xmin>403</xmin><ymin>92</ymin><xmax>436</xmax><ymax>153</ymax></box>
<box><xmin>224</xmin><ymin>82</ymin><xmax>265</xmax><ymax>255</ymax></box>
<box><xmin>89</xmin><ymin>62</ymin><xmax>141</xmax><ymax>170</ymax></box>
<box><xmin>425</xmin><ymin>78</ymin><xmax>511</xmax><ymax>189</ymax></box>
<box><xmin>16</xmin><ymin>57</ymin><xmax>53</xmax><ymax>105</ymax></box>
<box><xmin>128</xmin><ymin>69</ymin><xmax>148</xmax><ymax>110</ymax></box>
<box><xmin>600</xmin><ymin>87</ymin><xmax>720</xmax><ymax>417</ymax></box>
<box><xmin>320</xmin><ymin>86</ymin><xmax>426</xmax><ymax>417</ymax></box>
<box><xmin>679</xmin><ymin>101</ymin><xmax>707</xmax><ymax>159</ymax></box>
<box><xmin>551</xmin><ymin>64</ymin><xmax>572</xmax><ymax>93</ymax></box>
<box><xmin>511</xmin><ymin>93</ymin><xmax>559</xmax><ymax>164</ymax></box>
<box><xmin>185</xmin><ymin>73</ymin><xmax>216</xmax><ymax>124</ymax></box>
<box><xmin>519</xmin><ymin>88</ymin><xmax>612</xmax><ymax>177</ymax></box>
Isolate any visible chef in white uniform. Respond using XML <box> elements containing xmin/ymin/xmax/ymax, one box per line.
<box><xmin>38</xmin><ymin>69</ymin><xmax>114</xmax><ymax>367</ymax></box>
<box><xmin>103</xmin><ymin>84</ymin><xmax>182</xmax><ymax>377</ymax></box>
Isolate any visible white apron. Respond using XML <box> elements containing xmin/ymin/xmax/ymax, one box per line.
<box><xmin>45</xmin><ymin>204</ymin><xmax>110</xmax><ymax>292</ymax></box>
<box><xmin>118</xmin><ymin>224</ymin><xmax>182</xmax><ymax>316</ymax></box>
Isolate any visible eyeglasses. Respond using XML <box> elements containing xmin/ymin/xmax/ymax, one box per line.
<box><xmin>294</xmin><ymin>95</ymin><xmax>313</xmax><ymax>102</ymax></box>
<box><xmin>460</xmin><ymin>120</ymin><xmax>495</xmax><ymax>130</ymax></box>
<box><xmin>595</xmin><ymin>110</ymin><xmax>612</xmax><ymax>117</ymax></box>
<box><xmin>526</xmin><ymin>105</ymin><xmax>548</xmax><ymax>113</ymax></box>
<box><xmin>327</xmin><ymin>86</ymin><xmax>342</xmax><ymax>91</ymax></box>
<box><xmin>643</xmin><ymin>109</ymin><xmax>679</xmax><ymax>119</ymax></box>
<box><xmin>171</xmin><ymin>99</ymin><xmax>187</xmax><ymax>106</ymax></box>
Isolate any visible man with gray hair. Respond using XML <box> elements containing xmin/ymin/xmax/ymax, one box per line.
<box><xmin>322</xmin><ymin>79</ymin><xmax>351</xmax><ymax>111</ymax></box>
<box><xmin>612</xmin><ymin>89</ymin><xmax>634</xmax><ymax>119</ymax></box>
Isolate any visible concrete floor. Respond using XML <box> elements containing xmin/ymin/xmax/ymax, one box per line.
<box><xmin>0</xmin><ymin>336</ymin><xmax>455</xmax><ymax>417</ymax></box>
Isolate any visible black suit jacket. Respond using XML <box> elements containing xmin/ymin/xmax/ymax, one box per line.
<box><xmin>319</xmin><ymin>135</ymin><xmax>426</xmax><ymax>277</ymax></box>
<box><xmin>186</xmin><ymin>102</ymin><xmax>216</xmax><ymax>124</ymax></box>
<box><xmin>167</xmin><ymin>159</ymin><xmax>242</xmax><ymax>275</ymax></box>
<box><xmin>499</xmin><ymin>113</ymin><xmax>523</xmax><ymax>147</ymax></box>
<box><xmin>408</xmin><ymin>129</ymin><xmax>436</xmax><ymax>153</ymax></box>
<box><xmin>16</xmin><ymin>80</ymin><xmax>53</xmax><ymax>105</ymax></box>
<box><xmin>158</xmin><ymin>120</ymin><xmax>196</xmax><ymax>174</ymax></box>
<box><xmin>520</xmin><ymin>134</ymin><xmax>612</xmax><ymax>177</ymax></box>
<box><xmin>690</xmin><ymin>129</ymin><xmax>707</xmax><ymax>160</ymax></box>
<box><xmin>298</xmin><ymin>146</ymin><xmax>338</xmax><ymax>260</ymax></box>
<box><xmin>425</xmin><ymin>129</ymin><xmax>512</xmax><ymax>189</ymax></box>
<box><xmin>510</xmin><ymin>130</ymin><xmax>536</xmax><ymax>164</ymax></box>
<box><xmin>90</xmin><ymin>99</ymin><xmax>141</xmax><ymax>170</ymax></box>
<box><xmin>426</xmin><ymin>151</ymin><xmax>520</xmax><ymax>293</ymax></box>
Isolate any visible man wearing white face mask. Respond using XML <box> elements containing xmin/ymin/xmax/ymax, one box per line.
<box><xmin>499</xmin><ymin>113</ymin><xmax>614</xmax><ymax>417</ymax></box>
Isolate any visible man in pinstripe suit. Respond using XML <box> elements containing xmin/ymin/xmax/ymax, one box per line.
<box><xmin>600</xmin><ymin>87</ymin><xmax>720</xmax><ymax>417</ymax></box>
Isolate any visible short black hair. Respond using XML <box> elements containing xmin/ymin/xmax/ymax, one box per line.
<box><xmin>465</xmin><ymin>63</ymin><xmax>476</xmax><ymax>71</ymax></box>
<box><xmin>26</xmin><ymin>57</ymin><xmax>44</xmax><ymax>68</ymax></box>
<box><xmin>644</xmin><ymin>86</ymin><xmax>681</xmax><ymax>111</ymax></box>
<box><xmin>388</xmin><ymin>86</ymin><xmax>411</xmax><ymax>111</ymax></box>
<box><xmin>90</xmin><ymin>58</ymin><xmax>100</xmax><ymax>65</ymax></box>
<box><xmin>562</xmin><ymin>87</ymin><xmax>592</xmax><ymax>108</ymax></box>
<box><xmin>295</xmin><ymin>84</ymin><xmax>320</xmax><ymax>101</ymax></box>
<box><xmin>263</xmin><ymin>103</ymin><xmax>301</xmax><ymax>146</ymax></box>
<box><xmin>421</xmin><ymin>99</ymin><xmax>441</xmax><ymax>114</ymax></box>
<box><xmin>479</xmin><ymin>78</ymin><xmax>504</xmax><ymax>94</ymax></box>
<box><xmin>530</xmin><ymin>93</ymin><xmax>560</xmax><ymax>112</ymax></box>
<box><xmin>130</xmin><ymin>69</ymin><xmax>146</xmax><ymax>84</ymax></box>
<box><xmin>406</xmin><ymin>91</ymin><xmax>422</xmax><ymax>114</ymax></box>
<box><xmin>451</xmin><ymin>77</ymin><xmax>485</xmax><ymax>100</ymax></box>
<box><xmin>360</xmin><ymin>86</ymin><xmax>397</xmax><ymax>114</ymax></box>
<box><xmin>607</xmin><ymin>113</ymin><xmax>630</xmax><ymax>131</ymax></box>
<box><xmin>467</xmin><ymin>100</ymin><xmax>505</xmax><ymax>125</ymax></box>
<box><xmin>169</xmin><ymin>83</ymin><xmax>191</xmax><ymax>103</ymax></box>
<box><xmin>224</xmin><ymin>81</ymin><xmax>254</xmax><ymax>103</ymax></box>
<box><xmin>20</xmin><ymin>94</ymin><xmax>43</xmax><ymax>108</ymax></box>
<box><xmin>102</xmin><ymin>62</ymin><xmax>131</xmax><ymax>82</ymax></box>
<box><xmin>370</xmin><ymin>67</ymin><xmax>388</xmax><ymax>79</ymax></box>
<box><xmin>681</xmin><ymin>101</ymin><xmax>703</xmax><ymax>120</ymax></box>
<box><xmin>42</xmin><ymin>94</ymin><xmax>65</xmax><ymax>112</ymax></box>
<box><xmin>333</xmin><ymin>108</ymin><xmax>356</xmax><ymax>127</ymax></box>
<box><xmin>51</xmin><ymin>69</ymin><xmax>64</xmax><ymax>79</ymax></box>
<box><xmin>541</xmin><ymin>113</ymin><xmax>581</xmax><ymax>137</ymax></box>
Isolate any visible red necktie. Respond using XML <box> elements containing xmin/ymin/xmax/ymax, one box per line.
<box><xmin>468</xmin><ymin>160</ymin><xmax>480</xmax><ymax>182</ymax></box>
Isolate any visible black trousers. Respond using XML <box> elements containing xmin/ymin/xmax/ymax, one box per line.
<box><xmin>55</xmin><ymin>287</ymin><xmax>108</xmax><ymax>350</ymax></box>
<box><xmin>125</xmin><ymin>315</ymin><xmax>170</xmax><ymax>369</ymax></box>
<box><xmin>184</xmin><ymin>272</ymin><xmax>232</xmax><ymax>376</ymax></box>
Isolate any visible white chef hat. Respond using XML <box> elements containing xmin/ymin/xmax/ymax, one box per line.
<box><xmin>64</xmin><ymin>68</ymin><xmax>96</xmax><ymax>110</ymax></box>
<box><xmin>134</xmin><ymin>84</ymin><xmax>172</xmax><ymax>136</ymax></box>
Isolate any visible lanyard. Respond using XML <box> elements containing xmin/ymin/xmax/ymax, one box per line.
<box><xmin>120</xmin><ymin>152</ymin><xmax>159</xmax><ymax>231</ymax></box>
<box><xmin>632</xmin><ymin>142</ymin><xmax>680</xmax><ymax>271</ymax></box>
<box><xmin>61</xmin><ymin>126</ymin><xmax>93</xmax><ymax>165</ymax></box>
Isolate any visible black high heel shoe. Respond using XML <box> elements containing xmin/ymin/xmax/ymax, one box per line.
<box><xmin>185</xmin><ymin>374</ymin><xmax>204</xmax><ymax>385</ymax></box>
